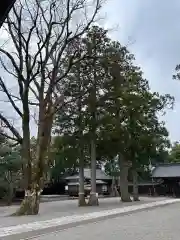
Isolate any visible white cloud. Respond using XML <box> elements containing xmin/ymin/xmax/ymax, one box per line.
<box><xmin>103</xmin><ymin>0</ymin><xmax>180</xmax><ymax>141</ymax></box>
<box><xmin>1</xmin><ymin>0</ymin><xmax>180</xmax><ymax>141</ymax></box>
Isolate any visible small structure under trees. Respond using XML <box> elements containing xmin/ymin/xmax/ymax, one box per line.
<box><xmin>65</xmin><ymin>167</ymin><xmax>112</xmax><ymax>196</ymax></box>
<box><xmin>152</xmin><ymin>163</ymin><xmax>180</xmax><ymax>197</ymax></box>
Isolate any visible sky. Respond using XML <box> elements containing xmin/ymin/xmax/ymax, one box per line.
<box><xmin>0</xmin><ymin>0</ymin><xmax>180</xmax><ymax>142</ymax></box>
<box><xmin>102</xmin><ymin>0</ymin><xmax>180</xmax><ymax>142</ymax></box>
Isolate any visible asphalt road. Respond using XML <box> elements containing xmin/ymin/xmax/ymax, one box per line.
<box><xmin>33</xmin><ymin>202</ymin><xmax>180</xmax><ymax>240</ymax></box>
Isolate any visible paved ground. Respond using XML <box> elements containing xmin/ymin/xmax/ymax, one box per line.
<box><xmin>0</xmin><ymin>196</ymin><xmax>168</xmax><ymax>228</ymax></box>
<box><xmin>33</xmin><ymin>202</ymin><xmax>180</xmax><ymax>240</ymax></box>
<box><xmin>0</xmin><ymin>197</ymin><xmax>179</xmax><ymax>239</ymax></box>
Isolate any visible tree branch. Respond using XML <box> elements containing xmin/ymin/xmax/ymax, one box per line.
<box><xmin>0</xmin><ymin>113</ymin><xmax>22</xmax><ymax>144</ymax></box>
<box><xmin>0</xmin><ymin>77</ymin><xmax>23</xmax><ymax>117</ymax></box>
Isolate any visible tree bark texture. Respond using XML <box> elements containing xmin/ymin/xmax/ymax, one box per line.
<box><xmin>14</xmin><ymin>106</ymin><xmax>53</xmax><ymax>215</ymax></box>
<box><xmin>6</xmin><ymin>182</ymin><xmax>14</xmax><ymax>206</ymax></box>
<box><xmin>13</xmin><ymin>189</ymin><xmax>41</xmax><ymax>216</ymax></box>
<box><xmin>78</xmin><ymin>149</ymin><xmax>87</xmax><ymax>206</ymax></box>
<box><xmin>132</xmin><ymin>168</ymin><xmax>140</xmax><ymax>201</ymax></box>
<box><xmin>88</xmin><ymin>139</ymin><xmax>99</xmax><ymax>206</ymax></box>
<box><xmin>111</xmin><ymin>177</ymin><xmax>119</xmax><ymax>197</ymax></box>
<box><xmin>119</xmin><ymin>156</ymin><xmax>131</xmax><ymax>202</ymax></box>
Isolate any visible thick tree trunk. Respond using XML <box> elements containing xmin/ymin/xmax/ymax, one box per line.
<box><xmin>15</xmin><ymin>106</ymin><xmax>52</xmax><ymax>216</ymax></box>
<box><xmin>132</xmin><ymin>168</ymin><xmax>140</xmax><ymax>201</ymax></box>
<box><xmin>77</xmin><ymin>70</ymin><xmax>86</xmax><ymax>207</ymax></box>
<box><xmin>12</xmin><ymin>189</ymin><xmax>41</xmax><ymax>216</ymax></box>
<box><xmin>88</xmin><ymin>139</ymin><xmax>99</xmax><ymax>206</ymax></box>
<box><xmin>88</xmin><ymin>36</ymin><xmax>99</xmax><ymax>206</ymax></box>
<box><xmin>119</xmin><ymin>156</ymin><xmax>131</xmax><ymax>202</ymax></box>
<box><xmin>6</xmin><ymin>182</ymin><xmax>14</xmax><ymax>206</ymax></box>
<box><xmin>111</xmin><ymin>177</ymin><xmax>119</xmax><ymax>197</ymax></box>
<box><xmin>118</xmin><ymin>175</ymin><xmax>121</xmax><ymax>188</ymax></box>
<box><xmin>78</xmin><ymin>149</ymin><xmax>86</xmax><ymax>206</ymax></box>
<box><xmin>13</xmin><ymin>176</ymin><xmax>43</xmax><ymax>216</ymax></box>
<box><xmin>13</xmin><ymin>88</ymin><xmax>36</xmax><ymax>215</ymax></box>
<box><xmin>78</xmin><ymin>193</ymin><xmax>86</xmax><ymax>206</ymax></box>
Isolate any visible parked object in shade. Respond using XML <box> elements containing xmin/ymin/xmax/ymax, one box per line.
<box><xmin>0</xmin><ymin>0</ymin><xmax>16</xmax><ymax>28</ymax></box>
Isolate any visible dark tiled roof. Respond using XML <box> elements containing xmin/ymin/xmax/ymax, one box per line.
<box><xmin>84</xmin><ymin>168</ymin><xmax>111</xmax><ymax>180</ymax></box>
<box><xmin>65</xmin><ymin>175</ymin><xmax>79</xmax><ymax>180</ymax></box>
<box><xmin>67</xmin><ymin>180</ymin><xmax>107</xmax><ymax>186</ymax></box>
<box><xmin>152</xmin><ymin>163</ymin><xmax>180</xmax><ymax>178</ymax></box>
<box><xmin>65</xmin><ymin>168</ymin><xmax>112</xmax><ymax>180</ymax></box>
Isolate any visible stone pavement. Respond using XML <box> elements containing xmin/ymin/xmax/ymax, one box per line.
<box><xmin>0</xmin><ymin>196</ymin><xmax>168</xmax><ymax>227</ymax></box>
<box><xmin>33</xmin><ymin>202</ymin><xmax>180</xmax><ymax>240</ymax></box>
<box><xmin>1</xmin><ymin>198</ymin><xmax>180</xmax><ymax>239</ymax></box>
<box><xmin>0</xmin><ymin>196</ymin><xmax>179</xmax><ymax>239</ymax></box>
